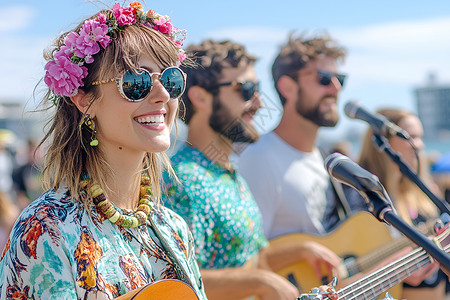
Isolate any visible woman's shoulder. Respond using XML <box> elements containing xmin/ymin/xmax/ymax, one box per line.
<box><xmin>9</xmin><ymin>188</ymin><xmax>86</xmax><ymax>243</ymax></box>
<box><xmin>22</xmin><ymin>187</ymin><xmax>81</xmax><ymax>218</ymax></box>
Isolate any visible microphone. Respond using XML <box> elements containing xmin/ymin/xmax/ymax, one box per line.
<box><xmin>344</xmin><ymin>101</ymin><xmax>410</xmax><ymax>140</ymax></box>
<box><xmin>324</xmin><ymin>153</ymin><xmax>383</xmax><ymax>193</ymax></box>
<box><xmin>325</xmin><ymin>153</ymin><xmax>396</xmax><ymax>218</ymax></box>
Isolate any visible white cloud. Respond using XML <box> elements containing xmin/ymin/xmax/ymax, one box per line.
<box><xmin>199</xmin><ymin>17</ymin><xmax>450</xmax><ymax>133</ymax></box>
<box><xmin>335</xmin><ymin>17</ymin><xmax>450</xmax><ymax>53</ymax></box>
<box><xmin>332</xmin><ymin>17</ymin><xmax>450</xmax><ymax>85</ymax></box>
<box><xmin>0</xmin><ymin>34</ymin><xmax>49</xmax><ymax>104</ymax></box>
<box><xmin>206</xmin><ymin>17</ymin><xmax>450</xmax><ymax>87</ymax></box>
<box><xmin>0</xmin><ymin>5</ymin><xmax>36</xmax><ymax>32</ymax></box>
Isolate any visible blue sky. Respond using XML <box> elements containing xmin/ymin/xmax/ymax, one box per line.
<box><xmin>2</xmin><ymin>0</ymin><xmax>450</xmax><ymax>147</ymax></box>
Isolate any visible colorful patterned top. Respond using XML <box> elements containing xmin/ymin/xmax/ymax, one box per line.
<box><xmin>163</xmin><ymin>144</ymin><xmax>268</xmax><ymax>269</ymax></box>
<box><xmin>0</xmin><ymin>187</ymin><xmax>207</xmax><ymax>300</ymax></box>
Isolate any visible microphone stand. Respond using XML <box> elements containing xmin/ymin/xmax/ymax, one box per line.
<box><xmin>364</xmin><ymin>190</ymin><xmax>450</xmax><ymax>272</ymax></box>
<box><xmin>372</xmin><ymin>133</ymin><xmax>450</xmax><ymax>215</ymax></box>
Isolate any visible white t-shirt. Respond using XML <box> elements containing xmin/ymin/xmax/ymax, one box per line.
<box><xmin>238</xmin><ymin>132</ymin><xmax>331</xmax><ymax>239</ymax></box>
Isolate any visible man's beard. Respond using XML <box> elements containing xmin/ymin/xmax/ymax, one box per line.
<box><xmin>209</xmin><ymin>96</ymin><xmax>259</xmax><ymax>143</ymax></box>
<box><xmin>296</xmin><ymin>93</ymin><xmax>339</xmax><ymax>127</ymax></box>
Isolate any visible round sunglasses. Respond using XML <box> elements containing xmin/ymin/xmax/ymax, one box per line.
<box><xmin>91</xmin><ymin>66</ymin><xmax>186</xmax><ymax>102</ymax></box>
<box><xmin>216</xmin><ymin>81</ymin><xmax>260</xmax><ymax>101</ymax></box>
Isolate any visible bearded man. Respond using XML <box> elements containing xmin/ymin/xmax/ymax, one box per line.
<box><xmin>163</xmin><ymin>40</ymin><xmax>342</xmax><ymax>300</ymax></box>
<box><xmin>239</xmin><ymin>33</ymin><xmax>360</xmax><ymax>239</ymax></box>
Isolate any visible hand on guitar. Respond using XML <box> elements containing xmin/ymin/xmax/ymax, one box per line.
<box><xmin>402</xmin><ymin>255</ymin><xmax>440</xmax><ymax>286</ymax></box>
<box><xmin>390</xmin><ymin>218</ymin><xmax>446</xmax><ymax>287</ymax></box>
<box><xmin>298</xmin><ymin>241</ymin><xmax>342</xmax><ymax>283</ymax></box>
<box><xmin>257</xmin><ymin>270</ymin><xmax>299</xmax><ymax>300</ymax></box>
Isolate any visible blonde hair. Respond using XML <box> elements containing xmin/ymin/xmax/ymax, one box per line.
<box><xmin>38</xmin><ymin>10</ymin><xmax>180</xmax><ymax>207</ymax></box>
<box><xmin>358</xmin><ymin>108</ymin><xmax>438</xmax><ymax>225</ymax></box>
<box><xmin>0</xmin><ymin>192</ymin><xmax>19</xmax><ymax>230</ymax></box>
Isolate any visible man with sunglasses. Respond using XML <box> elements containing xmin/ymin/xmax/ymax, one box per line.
<box><xmin>162</xmin><ymin>40</ymin><xmax>342</xmax><ymax>299</ymax></box>
<box><xmin>239</xmin><ymin>32</ymin><xmax>363</xmax><ymax>243</ymax></box>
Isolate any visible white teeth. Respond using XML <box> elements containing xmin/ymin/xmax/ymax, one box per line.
<box><xmin>137</xmin><ymin>115</ymin><xmax>164</xmax><ymax>124</ymax></box>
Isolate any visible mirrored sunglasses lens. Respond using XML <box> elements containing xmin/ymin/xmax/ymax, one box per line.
<box><xmin>241</xmin><ymin>82</ymin><xmax>258</xmax><ymax>101</ymax></box>
<box><xmin>160</xmin><ymin>68</ymin><xmax>185</xmax><ymax>98</ymax></box>
<box><xmin>318</xmin><ymin>72</ymin><xmax>332</xmax><ymax>86</ymax></box>
<box><xmin>336</xmin><ymin>74</ymin><xmax>346</xmax><ymax>87</ymax></box>
<box><xmin>122</xmin><ymin>70</ymin><xmax>152</xmax><ymax>101</ymax></box>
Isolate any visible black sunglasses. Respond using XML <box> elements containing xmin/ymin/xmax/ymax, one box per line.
<box><xmin>317</xmin><ymin>70</ymin><xmax>346</xmax><ymax>87</ymax></box>
<box><xmin>91</xmin><ymin>66</ymin><xmax>186</xmax><ymax>102</ymax></box>
<box><xmin>216</xmin><ymin>81</ymin><xmax>260</xmax><ymax>101</ymax></box>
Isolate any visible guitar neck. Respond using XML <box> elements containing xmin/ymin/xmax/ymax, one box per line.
<box><xmin>356</xmin><ymin>221</ymin><xmax>434</xmax><ymax>272</ymax></box>
<box><xmin>334</xmin><ymin>243</ymin><xmax>449</xmax><ymax>300</ymax></box>
<box><xmin>355</xmin><ymin>235</ymin><xmax>411</xmax><ymax>272</ymax></box>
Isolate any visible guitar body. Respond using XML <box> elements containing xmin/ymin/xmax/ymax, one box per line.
<box><xmin>114</xmin><ymin>279</ymin><xmax>199</xmax><ymax>300</ymax></box>
<box><xmin>270</xmin><ymin>212</ymin><xmax>402</xmax><ymax>299</ymax></box>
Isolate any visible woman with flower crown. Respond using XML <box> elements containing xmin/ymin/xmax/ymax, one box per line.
<box><xmin>0</xmin><ymin>2</ymin><xmax>207</xmax><ymax>299</ymax></box>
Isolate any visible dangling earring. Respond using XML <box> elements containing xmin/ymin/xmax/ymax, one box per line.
<box><xmin>80</xmin><ymin>114</ymin><xmax>99</xmax><ymax>147</ymax></box>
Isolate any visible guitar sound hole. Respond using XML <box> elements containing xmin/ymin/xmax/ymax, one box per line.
<box><xmin>287</xmin><ymin>273</ymin><xmax>301</xmax><ymax>292</ymax></box>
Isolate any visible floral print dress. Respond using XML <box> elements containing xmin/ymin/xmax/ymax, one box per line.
<box><xmin>0</xmin><ymin>187</ymin><xmax>206</xmax><ymax>300</ymax></box>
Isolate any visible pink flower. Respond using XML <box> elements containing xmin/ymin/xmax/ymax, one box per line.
<box><xmin>76</xmin><ymin>19</ymin><xmax>111</xmax><ymax>57</ymax></box>
<box><xmin>112</xmin><ymin>3</ymin><xmax>136</xmax><ymax>26</ymax></box>
<box><xmin>57</xmin><ymin>32</ymin><xmax>83</xmax><ymax>58</ymax></box>
<box><xmin>153</xmin><ymin>16</ymin><xmax>173</xmax><ymax>35</ymax></box>
<box><xmin>54</xmin><ymin>47</ymin><xmax>71</xmax><ymax>61</ymax></box>
<box><xmin>178</xmin><ymin>51</ymin><xmax>186</xmax><ymax>62</ymax></box>
<box><xmin>97</xmin><ymin>13</ymin><xmax>106</xmax><ymax>24</ymax></box>
<box><xmin>44</xmin><ymin>56</ymin><xmax>87</xmax><ymax>97</ymax></box>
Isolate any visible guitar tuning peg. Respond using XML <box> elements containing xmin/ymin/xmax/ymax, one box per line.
<box><xmin>434</xmin><ymin>213</ymin><xmax>450</xmax><ymax>235</ymax></box>
<box><xmin>328</xmin><ymin>277</ymin><xmax>338</xmax><ymax>288</ymax></box>
<box><xmin>434</xmin><ymin>220</ymin><xmax>444</xmax><ymax>234</ymax></box>
<box><xmin>440</xmin><ymin>213</ymin><xmax>450</xmax><ymax>225</ymax></box>
<box><xmin>298</xmin><ymin>293</ymin><xmax>322</xmax><ymax>300</ymax></box>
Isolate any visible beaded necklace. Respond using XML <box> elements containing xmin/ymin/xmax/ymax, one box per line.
<box><xmin>81</xmin><ymin>176</ymin><xmax>153</xmax><ymax>228</ymax></box>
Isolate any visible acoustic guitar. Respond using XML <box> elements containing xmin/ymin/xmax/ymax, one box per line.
<box><xmin>299</xmin><ymin>225</ymin><xmax>450</xmax><ymax>300</ymax></box>
<box><xmin>114</xmin><ymin>279</ymin><xmax>199</xmax><ymax>300</ymax></box>
<box><xmin>271</xmin><ymin>212</ymin><xmax>409</xmax><ymax>298</ymax></box>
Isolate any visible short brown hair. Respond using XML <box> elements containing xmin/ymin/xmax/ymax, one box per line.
<box><xmin>179</xmin><ymin>40</ymin><xmax>257</xmax><ymax>124</ymax></box>
<box><xmin>272</xmin><ymin>32</ymin><xmax>346</xmax><ymax>105</ymax></box>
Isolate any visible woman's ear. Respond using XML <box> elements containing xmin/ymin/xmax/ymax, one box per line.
<box><xmin>70</xmin><ymin>89</ymin><xmax>95</xmax><ymax>117</ymax></box>
<box><xmin>277</xmin><ymin>75</ymin><xmax>298</xmax><ymax>105</ymax></box>
<box><xmin>187</xmin><ymin>86</ymin><xmax>213</xmax><ymax>113</ymax></box>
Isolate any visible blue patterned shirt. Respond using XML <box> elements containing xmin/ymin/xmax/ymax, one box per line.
<box><xmin>163</xmin><ymin>144</ymin><xmax>268</xmax><ymax>269</ymax></box>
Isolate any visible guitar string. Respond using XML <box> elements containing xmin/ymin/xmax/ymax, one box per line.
<box><xmin>356</xmin><ymin>221</ymin><xmax>434</xmax><ymax>271</ymax></box>
<box><xmin>337</xmin><ymin>253</ymin><xmax>428</xmax><ymax>300</ymax></box>
<box><xmin>338</xmin><ymin>229</ymin><xmax>449</xmax><ymax>297</ymax></box>
<box><xmin>343</xmin><ymin>255</ymin><xmax>430</xmax><ymax>299</ymax></box>
<box><xmin>356</xmin><ymin>237</ymin><xmax>411</xmax><ymax>271</ymax></box>
<box><xmin>339</xmin><ymin>242</ymin><xmax>450</xmax><ymax>300</ymax></box>
<box><xmin>335</xmin><ymin>240</ymin><xmax>450</xmax><ymax>300</ymax></box>
<box><xmin>337</xmin><ymin>244</ymin><xmax>450</xmax><ymax>300</ymax></box>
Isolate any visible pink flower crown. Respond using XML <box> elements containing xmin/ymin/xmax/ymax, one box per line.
<box><xmin>44</xmin><ymin>1</ymin><xmax>187</xmax><ymax>101</ymax></box>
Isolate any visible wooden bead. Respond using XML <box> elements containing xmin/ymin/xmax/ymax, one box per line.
<box><xmin>85</xmin><ymin>178</ymin><xmax>153</xmax><ymax>228</ymax></box>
